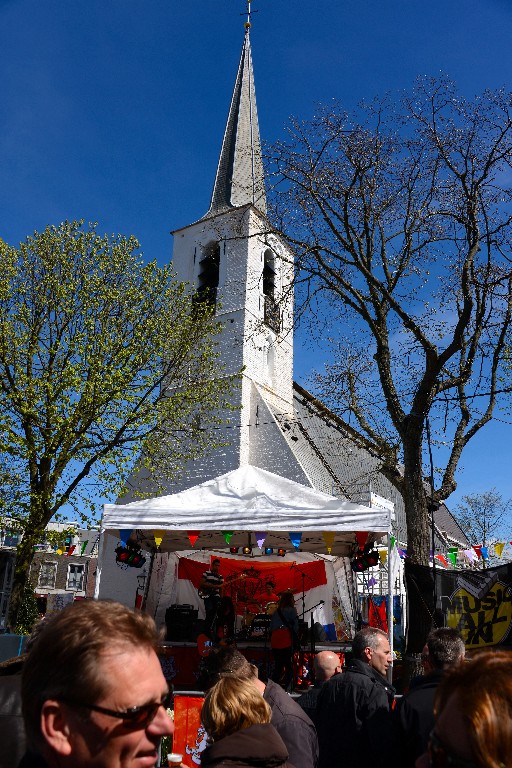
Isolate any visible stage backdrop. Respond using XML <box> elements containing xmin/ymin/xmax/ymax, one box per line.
<box><xmin>151</xmin><ymin>552</ymin><xmax>354</xmax><ymax>641</ymax></box>
<box><xmin>435</xmin><ymin>563</ymin><xmax>512</xmax><ymax>649</ymax></box>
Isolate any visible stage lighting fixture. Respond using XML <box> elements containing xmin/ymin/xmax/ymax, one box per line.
<box><xmin>229</xmin><ymin>546</ymin><xmax>239</xmax><ymax>554</ymax></box>
<box><xmin>115</xmin><ymin>544</ymin><xmax>146</xmax><ymax>569</ymax></box>
<box><xmin>264</xmin><ymin>547</ymin><xmax>273</xmax><ymax>555</ymax></box>
<box><xmin>351</xmin><ymin>548</ymin><xmax>379</xmax><ymax>572</ymax></box>
<box><xmin>242</xmin><ymin>546</ymin><xmax>252</xmax><ymax>555</ymax></box>
<box><xmin>277</xmin><ymin>548</ymin><xmax>286</xmax><ymax>557</ymax></box>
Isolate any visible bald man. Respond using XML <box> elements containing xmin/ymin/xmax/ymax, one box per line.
<box><xmin>296</xmin><ymin>651</ymin><xmax>342</xmax><ymax>724</ymax></box>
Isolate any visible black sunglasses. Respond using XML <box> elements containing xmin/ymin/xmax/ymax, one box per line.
<box><xmin>428</xmin><ymin>730</ymin><xmax>478</xmax><ymax>768</ymax></box>
<box><xmin>59</xmin><ymin>691</ymin><xmax>173</xmax><ymax>729</ymax></box>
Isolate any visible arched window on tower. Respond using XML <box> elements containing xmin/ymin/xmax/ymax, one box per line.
<box><xmin>196</xmin><ymin>241</ymin><xmax>220</xmax><ymax>307</ymax></box>
<box><xmin>263</xmin><ymin>249</ymin><xmax>280</xmax><ymax>333</ymax></box>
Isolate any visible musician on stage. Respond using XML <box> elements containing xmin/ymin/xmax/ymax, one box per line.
<box><xmin>264</xmin><ymin>579</ymin><xmax>280</xmax><ymax>615</ymax></box>
<box><xmin>199</xmin><ymin>558</ymin><xmax>224</xmax><ymax>638</ymax></box>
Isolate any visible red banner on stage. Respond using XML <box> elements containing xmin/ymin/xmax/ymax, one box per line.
<box><xmin>173</xmin><ymin>695</ymin><xmax>206</xmax><ymax>768</ymax></box>
<box><xmin>178</xmin><ymin>556</ymin><xmax>327</xmax><ymax>614</ymax></box>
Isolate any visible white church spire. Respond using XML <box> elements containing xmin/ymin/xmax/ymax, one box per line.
<box><xmin>206</xmin><ymin>9</ymin><xmax>267</xmax><ymax>217</ymax></box>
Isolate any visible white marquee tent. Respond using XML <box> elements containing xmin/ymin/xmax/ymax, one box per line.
<box><xmin>98</xmin><ymin>465</ymin><xmax>391</xmax><ymax>558</ymax></box>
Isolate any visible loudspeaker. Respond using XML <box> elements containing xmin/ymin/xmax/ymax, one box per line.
<box><xmin>165</xmin><ymin>604</ymin><xmax>198</xmax><ymax>641</ymax></box>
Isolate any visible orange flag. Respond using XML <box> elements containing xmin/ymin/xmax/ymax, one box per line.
<box><xmin>173</xmin><ymin>695</ymin><xmax>206</xmax><ymax>768</ymax></box>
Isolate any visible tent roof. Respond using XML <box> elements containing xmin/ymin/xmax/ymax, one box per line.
<box><xmin>102</xmin><ymin>465</ymin><xmax>390</xmax><ymax>556</ymax></box>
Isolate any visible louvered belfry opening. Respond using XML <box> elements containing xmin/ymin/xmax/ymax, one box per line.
<box><xmin>196</xmin><ymin>241</ymin><xmax>220</xmax><ymax>307</ymax></box>
<box><xmin>263</xmin><ymin>249</ymin><xmax>280</xmax><ymax>333</ymax></box>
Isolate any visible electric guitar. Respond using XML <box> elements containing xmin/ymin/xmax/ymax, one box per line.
<box><xmin>198</xmin><ymin>571</ymin><xmax>247</xmax><ymax>599</ymax></box>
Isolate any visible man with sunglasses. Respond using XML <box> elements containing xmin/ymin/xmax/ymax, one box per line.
<box><xmin>17</xmin><ymin>599</ymin><xmax>174</xmax><ymax>768</ymax></box>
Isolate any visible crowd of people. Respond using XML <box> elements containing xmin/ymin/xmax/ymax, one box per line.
<box><xmin>1</xmin><ymin>599</ymin><xmax>512</xmax><ymax>768</ymax></box>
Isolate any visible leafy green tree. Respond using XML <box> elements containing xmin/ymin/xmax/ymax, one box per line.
<box><xmin>268</xmin><ymin>78</ymin><xmax>512</xmax><ymax>650</ymax></box>
<box><xmin>13</xmin><ymin>581</ymin><xmax>40</xmax><ymax>636</ymax></box>
<box><xmin>0</xmin><ymin>221</ymin><xmax>235</xmax><ymax>626</ymax></box>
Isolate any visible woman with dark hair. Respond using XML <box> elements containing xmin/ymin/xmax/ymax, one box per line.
<box><xmin>201</xmin><ymin>676</ymin><xmax>294</xmax><ymax>768</ymax></box>
<box><xmin>270</xmin><ymin>591</ymin><xmax>299</xmax><ymax>690</ymax></box>
<box><xmin>415</xmin><ymin>650</ymin><xmax>512</xmax><ymax>768</ymax></box>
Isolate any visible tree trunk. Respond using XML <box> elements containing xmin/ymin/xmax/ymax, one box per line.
<box><xmin>8</xmin><ymin>528</ymin><xmax>43</xmax><ymax>630</ymax></box>
<box><xmin>402</xmin><ymin>439</ymin><xmax>436</xmax><ymax>654</ymax></box>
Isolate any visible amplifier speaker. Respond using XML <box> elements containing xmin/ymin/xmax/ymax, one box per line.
<box><xmin>165</xmin><ymin>604</ymin><xmax>198</xmax><ymax>641</ymax></box>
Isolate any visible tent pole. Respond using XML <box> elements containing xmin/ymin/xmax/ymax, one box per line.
<box><xmin>387</xmin><ymin>525</ymin><xmax>394</xmax><ymax>685</ymax></box>
<box><xmin>93</xmin><ymin>529</ymin><xmax>107</xmax><ymax>599</ymax></box>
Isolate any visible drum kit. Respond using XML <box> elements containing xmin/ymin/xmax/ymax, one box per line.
<box><xmin>238</xmin><ymin>601</ymin><xmax>278</xmax><ymax>640</ymax></box>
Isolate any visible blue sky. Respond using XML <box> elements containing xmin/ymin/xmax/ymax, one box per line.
<box><xmin>1</xmin><ymin>0</ymin><xmax>512</xmax><ymax>515</ymax></box>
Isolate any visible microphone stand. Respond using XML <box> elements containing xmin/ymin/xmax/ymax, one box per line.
<box><xmin>301</xmin><ymin>600</ymin><xmax>325</xmax><ymax>655</ymax></box>
<box><xmin>289</xmin><ymin>563</ymin><xmax>313</xmax><ymax>621</ymax></box>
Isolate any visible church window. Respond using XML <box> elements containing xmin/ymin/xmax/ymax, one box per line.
<box><xmin>263</xmin><ymin>249</ymin><xmax>280</xmax><ymax>332</ymax></box>
<box><xmin>195</xmin><ymin>241</ymin><xmax>220</xmax><ymax>307</ymax></box>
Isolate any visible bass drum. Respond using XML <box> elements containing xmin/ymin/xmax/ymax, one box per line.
<box><xmin>250</xmin><ymin>613</ymin><xmax>272</xmax><ymax>638</ymax></box>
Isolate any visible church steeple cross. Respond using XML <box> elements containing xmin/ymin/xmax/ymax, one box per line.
<box><xmin>242</xmin><ymin>0</ymin><xmax>258</xmax><ymax>31</ymax></box>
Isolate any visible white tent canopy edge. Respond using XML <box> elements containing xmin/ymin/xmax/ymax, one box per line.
<box><xmin>95</xmin><ymin>466</ymin><xmax>392</xmax><ymax>639</ymax></box>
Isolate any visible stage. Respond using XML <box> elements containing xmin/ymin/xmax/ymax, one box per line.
<box><xmin>158</xmin><ymin>639</ymin><xmax>351</xmax><ymax>689</ymax></box>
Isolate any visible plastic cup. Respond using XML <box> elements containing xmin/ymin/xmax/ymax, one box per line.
<box><xmin>167</xmin><ymin>754</ymin><xmax>183</xmax><ymax>768</ymax></box>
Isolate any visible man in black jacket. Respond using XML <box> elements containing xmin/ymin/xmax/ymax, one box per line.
<box><xmin>393</xmin><ymin>627</ymin><xmax>465</xmax><ymax>767</ymax></box>
<box><xmin>316</xmin><ymin>627</ymin><xmax>395</xmax><ymax>768</ymax></box>
<box><xmin>296</xmin><ymin>651</ymin><xmax>342</xmax><ymax>725</ymax></box>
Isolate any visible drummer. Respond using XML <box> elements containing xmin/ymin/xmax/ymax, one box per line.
<box><xmin>264</xmin><ymin>579</ymin><xmax>280</xmax><ymax>613</ymax></box>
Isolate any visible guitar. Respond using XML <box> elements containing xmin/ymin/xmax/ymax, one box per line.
<box><xmin>198</xmin><ymin>571</ymin><xmax>247</xmax><ymax>599</ymax></box>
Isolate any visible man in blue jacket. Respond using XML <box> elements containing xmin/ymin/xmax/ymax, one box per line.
<box><xmin>316</xmin><ymin>627</ymin><xmax>395</xmax><ymax>768</ymax></box>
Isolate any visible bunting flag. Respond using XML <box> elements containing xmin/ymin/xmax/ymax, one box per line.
<box><xmin>355</xmin><ymin>531</ymin><xmax>368</xmax><ymax>550</ymax></box>
<box><xmin>65</xmin><ymin>545</ymin><xmax>76</xmax><ymax>557</ymax></box>
<box><xmin>494</xmin><ymin>542</ymin><xmax>505</xmax><ymax>558</ymax></box>
<box><xmin>119</xmin><ymin>529</ymin><xmax>133</xmax><ymax>546</ymax></box>
<box><xmin>187</xmin><ymin>531</ymin><xmax>200</xmax><ymax>547</ymax></box>
<box><xmin>435</xmin><ymin>554</ymin><xmax>448</xmax><ymax>567</ymax></box>
<box><xmin>153</xmin><ymin>530</ymin><xmax>166</xmax><ymax>548</ymax></box>
<box><xmin>80</xmin><ymin>540</ymin><xmax>89</xmax><ymax>555</ymax></box>
<box><xmin>322</xmin><ymin>532</ymin><xmax>336</xmax><ymax>554</ymax></box>
<box><xmin>481</xmin><ymin>546</ymin><xmax>489</xmax><ymax>560</ymax></box>
<box><xmin>56</xmin><ymin>548</ymin><xmax>63</xmax><ymax>555</ymax></box>
<box><xmin>222</xmin><ymin>531</ymin><xmax>234</xmax><ymax>545</ymax></box>
<box><xmin>367</xmin><ymin>577</ymin><xmax>377</xmax><ymax>587</ymax></box>
<box><xmin>379</xmin><ymin>549</ymin><xmax>387</xmax><ymax>565</ymax></box>
<box><xmin>397</xmin><ymin>548</ymin><xmax>407</xmax><ymax>559</ymax></box>
<box><xmin>390</xmin><ymin>535</ymin><xmax>397</xmax><ymax>548</ymax></box>
<box><xmin>255</xmin><ymin>532</ymin><xmax>267</xmax><ymax>549</ymax></box>
<box><xmin>473</xmin><ymin>545</ymin><xmax>483</xmax><ymax>559</ymax></box>
<box><xmin>288</xmin><ymin>532</ymin><xmax>302</xmax><ymax>550</ymax></box>
<box><xmin>447</xmin><ymin>550</ymin><xmax>457</xmax><ymax>566</ymax></box>
<box><xmin>463</xmin><ymin>548</ymin><xmax>477</xmax><ymax>563</ymax></box>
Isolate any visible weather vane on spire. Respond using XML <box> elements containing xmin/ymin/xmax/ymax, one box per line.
<box><xmin>243</xmin><ymin>0</ymin><xmax>258</xmax><ymax>31</ymax></box>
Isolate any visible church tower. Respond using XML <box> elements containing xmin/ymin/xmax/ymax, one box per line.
<box><xmin>169</xmin><ymin>16</ymin><xmax>309</xmax><ymax>490</ymax></box>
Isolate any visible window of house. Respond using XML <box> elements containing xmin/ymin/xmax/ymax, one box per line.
<box><xmin>196</xmin><ymin>241</ymin><xmax>220</xmax><ymax>307</ymax></box>
<box><xmin>1</xmin><ymin>530</ymin><xmax>20</xmax><ymax>547</ymax></box>
<box><xmin>38</xmin><ymin>561</ymin><xmax>57</xmax><ymax>589</ymax></box>
<box><xmin>66</xmin><ymin>563</ymin><xmax>85</xmax><ymax>591</ymax></box>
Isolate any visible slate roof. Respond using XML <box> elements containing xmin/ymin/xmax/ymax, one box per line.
<box><xmin>205</xmin><ymin>28</ymin><xmax>267</xmax><ymax>218</ymax></box>
<box><xmin>266</xmin><ymin>383</ymin><xmax>469</xmax><ymax>551</ymax></box>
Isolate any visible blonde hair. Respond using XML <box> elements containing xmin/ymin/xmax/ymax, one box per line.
<box><xmin>435</xmin><ymin>650</ymin><xmax>512</xmax><ymax>768</ymax></box>
<box><xmin>201</xmin><ymin>676</ymin><xmax>271</xmax><ymax>741</ymax></box>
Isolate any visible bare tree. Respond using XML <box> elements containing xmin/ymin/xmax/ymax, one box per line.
<box><xmin>454</xmin><ymin>489</ymin><xmax>511</xmax><ymax>565</ymax></box>
<box><xmin>267</xmin><ymin>77</ymin><xmax>512</xmax><ymax>650</ymax></box>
